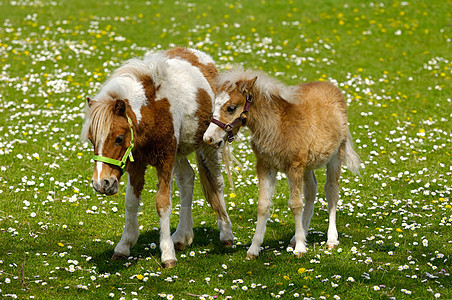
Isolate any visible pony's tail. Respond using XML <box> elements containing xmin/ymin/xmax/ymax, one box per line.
<box><xmin>344</xmin><ymin>129</ymin><xmax>361</xmax><ymax>175</ymax></box>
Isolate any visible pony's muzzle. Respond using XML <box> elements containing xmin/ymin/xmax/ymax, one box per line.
<box><xmin>204</xmin><ymin>125</ymin><xmax>225</xmax><ymax>149</ymax></box>
<box><xmin>205</xmin><ymin>136</ymin><xmax>223</xmax><ymax>149</ymax></box>
<box><xmin>92</xmin><ymin>176</ymin><xmax>119</xmax><ymax>195</ymax></box>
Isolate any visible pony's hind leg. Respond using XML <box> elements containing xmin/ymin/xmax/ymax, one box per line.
<box><xmin>172</xmin><ymin>156</ymin><xmax>195</xmax><ymax>250</ymax></box>
<box><xmin>288</xmin><ymin>167</ymin><xmax>307</xmax><ymax>257</ymax></box>
<box><xmin>325</xmin><ymin>153</ymin><xmax>342</xmax><ymax>249</ymax></box>
<box><xmin>247</xmin><ymin>159</ymin><xmax>276</xmax><ymax>259</ymax></box>
<box><xmin>112</xmin><ymin>164</ymin><xmax>146</xmax><ymax>260</ymax></box>
<box><xmin>196</xmin><ymin>146</ymin><xmax>234</xmax><ymax>246</ymax></box>
<box><xmin>290</xmin><ymin>170</ymin><xmax>317</xmax><ymax>248</ymax></box>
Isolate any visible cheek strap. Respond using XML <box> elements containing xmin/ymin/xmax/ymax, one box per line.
<box><xmin>210</xmin><ymin>94</ymin><xmax>253</xmax><ymax>143</ymax></box>
<box><xmin>92</xmin><ymin>116</ymin><xmax>135</xmax><ymax>175</ymax></box>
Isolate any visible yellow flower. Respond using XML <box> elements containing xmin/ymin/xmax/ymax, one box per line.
<box><xmin>58</xmin><ymin>242</ymin><xmax>64</xmax><ymax>247</ymax></box>
<box><xmin>284</xmin><ymin>275</ymin><xmax>290</xmax><ymax>280</ymax></box>
<box><xmin>298</xmin><ymin>267</ymin><xmax>306</xmax><ymax>274</ymax></box>
<box><xmin>229</xmin><ymin>193</ymin><xmax>236</xmax><ymax>198</ymax></box>
<box><xmin>136</xmin><ymin>274</ymin><xmax>144</xmax><ymax>280</ymax></box>
<box><xmin>396</xmin><ymin>228</ymin><xmax>403</xmax><ymax>232</ymax></box>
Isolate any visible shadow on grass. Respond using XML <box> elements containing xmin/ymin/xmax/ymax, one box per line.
<box><xmin>91</xmin><ymin>225</ymin><xmax>241</xmax><ymax>273</ymax></box>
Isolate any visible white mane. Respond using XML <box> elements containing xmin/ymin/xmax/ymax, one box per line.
<box><xmin>81</xmin><ymin>51</ymin><xmax>170</xmax><ymax>144</ymax></box>
<box><xmin>216</xmin><ymin>66</ymin><xmax>301</xmax><ymax>103</ymax></box>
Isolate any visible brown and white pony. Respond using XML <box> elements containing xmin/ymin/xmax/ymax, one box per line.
<box><xmin>204</xmin><ymin>67</ymin><xmax>360</xmax><ymax>259</ymax></box>
<box><xmin>81</xmin><ymin>48</ymin><xmax>234</xmax><ymax>268</ymax></box>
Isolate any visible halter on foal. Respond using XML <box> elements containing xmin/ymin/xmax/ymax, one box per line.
<box><xmin>210</xmin><ymin>94</ymin><xmax>253</xmax><ymax>143</ymax></box>
<box><xmin>91</xmin><ymin>112</ymin><xmax>135</xmax><ymax>175</ymax></box>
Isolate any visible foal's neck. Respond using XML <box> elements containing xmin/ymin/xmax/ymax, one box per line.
<box><xmin>246</xmin><ymin>92</ymin><xmax>281</xmax><ymax>138</ymax></box>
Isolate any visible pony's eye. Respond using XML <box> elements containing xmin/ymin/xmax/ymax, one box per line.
<box><xmin>115</xmin><ymin>135</ymin><xmax>124</xmax><ymax>144</ymax></box>
<box><xmin>227</xmin><ymin>105</ymin><xmax>237</xmax><ymax>113</ymax></box>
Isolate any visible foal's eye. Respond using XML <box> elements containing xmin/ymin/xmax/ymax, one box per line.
<box><xmin>227</xmin><ymin>105</ymin><xmax>237</xmax><ymax>113</ymax></box>
<box><xmin>115</xmin><ymin>135</ymin><xmax>124</xmax><ymax>144</ymax></box>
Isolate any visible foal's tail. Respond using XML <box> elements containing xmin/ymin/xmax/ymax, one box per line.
<box><xmin>344</xmin><ymin>129</ymin><xmax>361</xmax><ymax>174</ymax></box>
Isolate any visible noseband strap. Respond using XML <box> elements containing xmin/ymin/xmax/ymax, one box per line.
<box><xmin>210</xmin><ymin>94</ymin><xmax>253</xmax><ymax>143</ymax></box>
<box><xmin>92</xmin><ymin>115</ymin><xmax>135</xmax><ymax>175</ymax></box>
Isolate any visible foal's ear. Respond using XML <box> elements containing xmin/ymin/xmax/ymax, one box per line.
<box><xmin>114</xmin><ymin>99</ymin><xmax>127</xmax><ymax>116</ymax></box>
<box><xmin>237</xmin><ymin>76</ymin><xmax>258</xmax><ymax>94</ymax></box>
<box><xmin>86</xmin><ymin>97</ymin><xmax>93</xmax><ymax>107</ymax></box>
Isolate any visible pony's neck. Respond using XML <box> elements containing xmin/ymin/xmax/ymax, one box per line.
<box><xmin>246</xmin><ymin>91</ymin><xmax>281</xmax><ymax>138</ymax></box>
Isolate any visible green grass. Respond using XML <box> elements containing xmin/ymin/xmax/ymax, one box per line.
<box><xmin>0</xmin><ymin>0</ymin><xmax>451</xmax><ymax>299</ymax></box>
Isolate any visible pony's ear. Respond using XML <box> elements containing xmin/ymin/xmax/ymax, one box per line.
<box><xmin>237</xmin><ymin>76</ymin><xmax>258</xmax><ymax>94</ymax></box>
<box><xmin>114</xmin><ymin>99</ymin><xmax>127</xmax><ymax>116</ymax></box>
<box><xmin>86</xmin><ymin>97</ymin><xmax>93</xmax><ymax>107</ymax></box>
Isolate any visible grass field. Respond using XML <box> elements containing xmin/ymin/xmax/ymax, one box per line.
<box><xmin>0</xmin><ymin>0</ymin><xmax>451</xmax><ymax>299</ymax></box>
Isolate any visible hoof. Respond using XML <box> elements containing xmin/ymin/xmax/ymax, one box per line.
<box><xmin>174</xmin><ymin>242</ymin><xmax>186</xmax><ymax>251</ymax></box>
<box><xmin>111</xmin><ymin>253</ymin><xmax>127</xmax><ymax>261</ymax></box>
<box><xmin>294</xmin><ymin>252</ymin><xmax>305</xmax><ymax>258</ymax></box>
<box><xmin>222</xmin><ymin>240</ymin><xmax>233</xmax><ymax>248</ymax></box>
<box><xmin>327</xmin><ymin>243</ymin><xmax>338</xmax><ymax>250</ymax></box>
<box><xmin>162</xmin><ymin>260</ymin><xmax>177</xmax><ymax>269</ymax></box>
<box><xmin>246</xmin><ymin>253</ymin><xmax>258</xmax><ymax>260</ymax></box>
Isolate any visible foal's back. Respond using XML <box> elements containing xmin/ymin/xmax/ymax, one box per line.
<box><xmin>287</xmin><ymin>81</ymin><xmax>348</xmax><ymax>169</ymax></box>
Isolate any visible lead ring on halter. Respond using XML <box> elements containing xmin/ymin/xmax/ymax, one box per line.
<box><xmin>92</xmin><ymin>115</ymin><xmax>135</xmax><ymax>175</ymax></box>
<box><xmin>210</xmin><ymin>93</ymin><xmax>253</xmax><ymax>143</ymax></box>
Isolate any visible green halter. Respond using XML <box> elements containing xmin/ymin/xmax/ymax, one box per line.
<box><xmin>92</xmin><ymin>115</ymin><xmax>135</xmax><ymax>175</ymax></box>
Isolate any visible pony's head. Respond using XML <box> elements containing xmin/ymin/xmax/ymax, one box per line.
<box><xmin>204</xmin><ymin>76</ymin><xmax>257</xmax><ymax>148</ymax></box>
<box><xmin>82</xmin><ymin>96</ymin><xmax>135</xmax><ymax>195</ymax></box>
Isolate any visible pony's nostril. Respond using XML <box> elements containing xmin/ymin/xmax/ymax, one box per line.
<box><xmin>216</xmin><ymin>140</ymin><xmax>223</xmax><ymax>148</ymax></box>
<box><xmin>102</xmin><ymin>178</ymin><xmax>111</xmax><ymax>189</ymax></box>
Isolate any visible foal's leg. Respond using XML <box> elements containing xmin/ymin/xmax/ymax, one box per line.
<box><xmin>156</xmin><ymin>160</ymin><xmax>177</xmax><ymax>268</ymax></box>
<box><xmin>112</xmin><ymin>164</ymin><xmax>146</xmax><ymax>260</ymax></box>
<box><xmin>288</xmin><ymin>167</ymin><xmax>307</xmax><ymax>257</ymax></box>
<box><xmin>196</xmin><ymin>146</ymin><xmax>234</xmax><ymax>246</ymax></box>
<box><xmin>172</xmin><ymin>156</ymin><xmax>195</xmax><ymax>250</ymax></box>
<box><xmin>246</xmin><ymin>159</ymin><xmax>276</xmax><ymax>259</ymax></box>
<box><xmin>290</xmin><ymin>170</ymin><xmax>317</xmax><ymax>248</ymax></box>
<box><xmin>325</xmin><ymin>154</ymin><xmax>342</xmax><ymax>249</ymax></box>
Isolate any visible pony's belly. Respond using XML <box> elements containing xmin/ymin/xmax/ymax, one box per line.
<box><xmin>177</xmin><ymin>141</ymin><xmax>196</xmax><ymax>157</ymax></box>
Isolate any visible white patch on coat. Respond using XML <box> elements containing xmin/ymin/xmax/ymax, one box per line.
<box><xmin>212</xmin><ymin>91</ymin><xmax>230</xmax><ymax>119</ymax></box>
<box><xmin>154</xmin><ymin>57</ymin><xmax>215</xmax><ymax>144</ymax></box>
<box><xmin>95</xmin><ymin>141</ymin><xmax>104</xmax><ymax>182</ymax></box>
<box><xmin>96</xmin><ymin>75</ymin><xmax>147</xmax><ymax>124</ymax></box>
<box><xmin>188</xmin><ymin>48</ymin><xmax>215</xmax><ymax>65</ymax></box>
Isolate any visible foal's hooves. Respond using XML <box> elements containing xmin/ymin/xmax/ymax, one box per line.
<box><xmin>162</xmin><ymin>260</ymin><xmax>177</xmax><ymax>269</ymax></box>
<box><xmin>294</xmin><ymin>252</ymin><xmax>305</xmax><ymax>258</ymax></box>
<box><xmin>222</xmin><ymin>240</ymin><xmax>233</xmax><ymax>248</ymax></box>
<box><xmin>327</xmin><ymin>243</ymin><xmax>338</xmax><ymax>250</ymax></box>
<box><xmin>111</xmin><ymin>253</ymin><xmax>127</xmax><ymax>261</ymax></box>
<box><xmin>174</xmin><ymin>242</ymin><xmax>186</xmax><ymax>251</ymax></box>
<box><xmin>246</xmin><ymin>254</ymin><xmax>258</xmax><ymax>260</ymax></box>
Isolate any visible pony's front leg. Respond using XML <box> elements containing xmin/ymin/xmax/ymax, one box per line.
<box><xmin>246</xmin><ymin>160</ymin><xmax>276</xmax><ymax>259</ymax></box>
<box><xmin>156</xmin><ymin>161</ymin><xmax>177</xmax><ymax>268</ymax></box>
<box><xmin>112</xmin><ymin>164</ymin><xmax>146</xmax><ymax>260</ymax></box>
<box><xmin>172</xmin><ymin>156</ymin><xmax>195</xmax><ymax>250</ymax></box>
<box><xmin>288</xmin><ymin>168</ymin><xmax>307</xmax><ymax>257</ymax></box>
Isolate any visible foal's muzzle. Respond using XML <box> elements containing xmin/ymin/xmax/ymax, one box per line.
<box><xmin>205</xmin><ymin>136</ymin><xmax>224</xmax><ymax>149</ymax></box>
<box><xmin>92</xmin><ymin>176</ymin><xmax>119</xmax><ymax>195</ymax></box>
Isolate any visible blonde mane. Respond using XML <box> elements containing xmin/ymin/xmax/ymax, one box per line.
<box><xmin>216</xmin><ymin>66</ymin><xmax>301</xmax><ymax>103</ymax></box>
<box><xmin>81</xmin><ymin>98</ymin><xmax>115</xmax><ymax>146</ymax></box>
